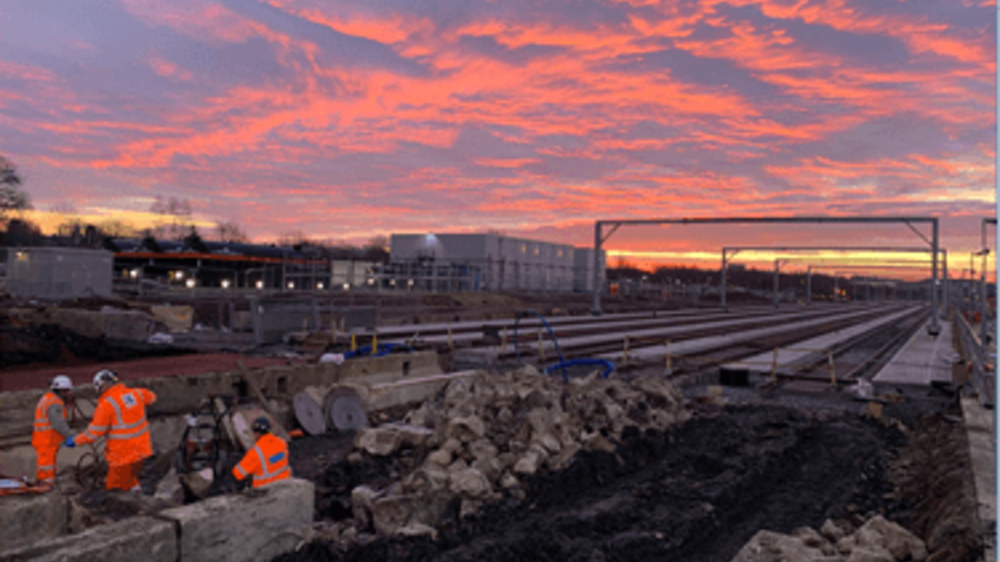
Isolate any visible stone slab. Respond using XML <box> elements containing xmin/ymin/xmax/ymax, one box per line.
<box><xmin>597</xmin><ymin>306</ymin><xmax>908</xmax><ymax>362</ymax></box>
<box><xmin>161</xmin><ymin>478</ymin><xmax>314</xmax><ymax>562</ymax></box>
<box><xmin>874</xmin><ymin>320</ymin><xmax>958</xmax><ymax>385</ymax></box>
<box><xmin>0</xmin><ymin>514</ymin><xmax>175</xmax><ymax>562</ymax></box>
<box><xmin>724</xmin><ymin>307</ymin><xmax>919</xmax><ymax>374</ymax></box>
<box><xmin>960</xmin><ymin>396</ymin><xmax>995</xmax><ymax>562</ymax></box>
<box><xmin>0</xmin><ymin>489</ymin><xmax>68</xmax><ymax>553</ymax></box>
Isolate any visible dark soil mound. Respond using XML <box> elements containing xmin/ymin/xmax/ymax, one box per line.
<box><xmin>275</xmin><ymin>405</ymin><xmax>905</xmax><ymax>562</ymax></box>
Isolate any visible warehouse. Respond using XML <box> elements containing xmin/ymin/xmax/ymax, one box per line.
<box><xmin>388</xmin><ymin>232</ymin><xmax>605</xmax><ymax>293</ymax></box>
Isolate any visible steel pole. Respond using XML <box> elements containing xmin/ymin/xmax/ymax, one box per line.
<box><xmin>834</xmin><ymin>276</ymin><xmax>839</xmax><ymax>303</ymax></box>
<box><xmin>720</xmin><ymin>250</ymin><xmax>727</xmax><ymax>310</ymax></box>
<box><xmin>981</xmin><ymin>252</ymin><xmax>989</xmax><ymax>342</ymax></box>
<box><xmin>930</xmin><ymin>219</ymin><xmax>940</xmax><ymax>334</ymax></box>
<box><xmin>591</xmin><ymin>222</ymin><xmax>602</xmax><ymax>315</ymax></box>
<box><xmin>807</xmin><ymin>266</ymin><xmax>812</xmax><ymax>305</ymax></box>
<box><xmin>773</xmin><ymin>259</ymin><xmax>780</xmax><ymax>308</ymax></box>
<box><xmin>943</xmin><ymin>250</ymin><xmax>949</xmax><ymax>317</ymax></box>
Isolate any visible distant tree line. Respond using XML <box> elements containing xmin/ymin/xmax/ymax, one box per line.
<box><xmin>0</xmin><ymin>156</ymin><xmax>390</xmax><ymax>261</ymax></box>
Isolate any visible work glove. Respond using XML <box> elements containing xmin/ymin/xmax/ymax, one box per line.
<box><xmin>64</xmin><ymin>437</ymin><xmax>76</xmax><ymax>448</ymax></box>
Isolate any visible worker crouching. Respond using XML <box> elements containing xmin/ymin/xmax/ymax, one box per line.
<box><xmin>67</xmin><ymin>370</ymin><xmax>157</xmax><ymax>492</ymax></box>
<box><xmin>233</xmin><ymin>417</ymin><xmax>291</xmax><ymax>488</ymax></box>
<box><xmin>32</xmin><ymin>375</ymin><xmax>75</xmax><ymax>486</ymax></box>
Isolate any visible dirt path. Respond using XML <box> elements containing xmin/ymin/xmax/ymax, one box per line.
<box><xmin>277</xmin><ymin>405</ymin><xmax>906</xmax><ymax>562</ymax></box>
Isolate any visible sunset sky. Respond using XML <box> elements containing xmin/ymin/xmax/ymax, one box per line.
<box><xmin>0</xmin><ymin>0</ymin><xmax>995</xmax><ymax>275</ymax></box>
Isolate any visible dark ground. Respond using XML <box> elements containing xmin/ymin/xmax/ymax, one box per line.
<box><xmin>275</xmin><ymin>405</ymin><xmax>911</xmax><ymax>562</ymax></box>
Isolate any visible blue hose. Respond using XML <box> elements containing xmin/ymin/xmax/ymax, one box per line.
<box><xmin>344</xmin><ymin>342</ymin><xmax>414</xmax><ymax>359</ymax></box>
<box><xmin>513</xmin><ymin>309</ymin><xmax>614</xmax><ymax>382</ymax></box>
<box><xmin>544</xmin><ymin>358</ymin><xmax>615</xmax><ymax>380</ymax></box>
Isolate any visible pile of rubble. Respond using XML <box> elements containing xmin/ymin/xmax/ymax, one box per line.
<box><xmin>732</xmin><ymin>515</ymin><xmax>929</xmax><ymax>562</ymax></box>
<box><xmin>349</xmin><ymin>366</ymin><xmax>690</xmax><ymax>537</ymax></box>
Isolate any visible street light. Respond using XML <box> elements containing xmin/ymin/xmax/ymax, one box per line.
<box><xmin>186</xmin><ymin>279</ymin><xmax>196</xmax><ymax>288</ymax></box>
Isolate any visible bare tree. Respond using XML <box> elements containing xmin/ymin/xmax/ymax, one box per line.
<box><xmin>215</xmin><ymin>220</ymin><xmax>249</xmax><ymax>243</ymax></box>
<box><xmin>150</xmin><ymin>196</ymin><xmax>194</xmax><ymax>240</ymax></box>
<box><xmin>51</xmin><ymin>203</ymin><xmax>84</xmax><ymax>237</ymax></box>
<box><xmin>98</xmin><ymin>219</ymin><xmax>137</xmax><ymax>239</ymax></box>
<box><xmin>276</xmin><ymin>230</ymin><xmax>311</xmax><ymax>247</ymax></box>
<box><xmin>0</xmin><ymin>156</ymin><xmax>30</xmax><ymax>224</ymax></box>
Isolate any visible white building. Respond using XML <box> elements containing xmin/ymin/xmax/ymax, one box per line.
<box><xmin>389</xmin><ymin>233</ymin><xmax>604</xmax><ymax>293</ymax></box>
<box><xmin>4</xmin><ymin>247</ymin><xmax>114</xmax><ymax>299</ymax></box>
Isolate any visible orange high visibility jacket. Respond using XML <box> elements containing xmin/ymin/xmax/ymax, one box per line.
<box><xmin>233</xmin><ymin>433</ymin><xmax>291</xmax><ymax>488</ymax></box>
<box><xmin>32</xmin><ymin>391</ymin><xmax>67</xmax><ymax>448</ymax></box>
<box><xmin>74</xmin><ymin>383</ymin><xmax>157</xmax><ymax>466</ymax></box>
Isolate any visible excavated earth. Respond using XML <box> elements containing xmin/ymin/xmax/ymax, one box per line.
<box><xmin>277</xmin><ymin>404</ymin><xmax>916</xmax><ymax>562</ymax></box>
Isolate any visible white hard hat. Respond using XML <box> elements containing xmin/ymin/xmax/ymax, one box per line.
<box><xmin>93</xmin><ymin>369</ymin><xmax>118</xmax><ymax>388</ymax></box>
<box><xmin>50</xmin><ymin>375</ymin><xmax>73</xmax><ymax>391</ymax></box>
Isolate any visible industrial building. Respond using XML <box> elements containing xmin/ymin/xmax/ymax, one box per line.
<box><xmin>3</xmin><ymin>247</ymin><xmax>114</xmax><ymax>299</ymax></box>
<box><xmin>388</xmin><ymin>233</ymin><xmax>605</xmax><ymax>293</ymax></box>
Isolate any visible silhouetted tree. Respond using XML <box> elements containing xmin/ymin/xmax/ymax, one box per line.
<box><xmin>150</xmin><ymin>196</ymin><xmax>194</xmax><ymax>240</ymax></box>
<box><xmin>0</xmin><ymin>218</ymin><xmax>44</xmax><ymax>246</ymax></box>
<box><xmin>1</xmin><ymin>156</ymin><xmax>30</xmax><ymax>224</ymax></box>
<box><xmin>215</xmin><ymin>220</ymin><xmax>249</xmax><ymax>243</ymax></box>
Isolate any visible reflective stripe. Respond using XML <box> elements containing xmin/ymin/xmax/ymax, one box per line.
<box><xmin>84</xmin><ymin>430</ymin><xmax>103</xmax><ymax>440</ymax></box>
<box><xmin>87</xmin><ymin>425</ymin><xmax>109</xmax><ymax>432</ymax></box>
<box><xmin>253</xmin><ymin>446</ymin><xmax>267</xmax><ymax>473</ymax></box>
<box><xmin>236</xmin><ymin>464</ymin><xmax>249</xmax><ymax>477</ymax></box>
<box><xmin>37</xmin><ymin>464</ymin><xmax>55</xmax><ymax>470</ymax></box>
<box><xmin>115</xmin><ymin>416</ymin><xmax>147</xmax><ymax>431</ymax></box>
<box><xmin>107</xmin><ymin>395</ymin><xmax>125</xmax><ymax>427</ymax></box>
<box><xmin>251</xmin><ymin>443</ymin><xmax>290</xmax><ymax>482</ymax></box>
<box><xmin>254</xmin><ymin>466</ymin><xmax>291</xmax><ymax>484</ymax></box>
<box><xmin>107</xmin><ymin>426</ymin><xmax>149</xmax><ymax>440</ymax></box>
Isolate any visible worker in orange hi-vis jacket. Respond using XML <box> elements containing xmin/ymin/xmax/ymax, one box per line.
<box><xmin>32</xmin><ymin>375</ymin><xmax>76</xmax><ymax>486</ymax></box>
<box><xmin>66</xmin><ymin>370</ymin><xmax>157</xmax><ymax>492</ymax></box>
<box><xmin>233</xmin><ymin>417</ymin><xmax>291</xmax><ymax>488</ymax></box>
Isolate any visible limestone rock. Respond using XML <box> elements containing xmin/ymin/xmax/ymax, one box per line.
<box><xmin>794</xmin><ymin>526</ymin><xmax>831</xmax><ymax>549</ymax></box>
<box><xmin>730</xmin><ymin>530</ymin><xmax>843</xmax><ymax>562</ymax></box>
<box><xmin>855</xmin><ymin>516</ymin><xmax>927</xmax><ymax>562</ymax></box>
<box><xmin>356</xmin><ymin>427</ymin><xmax>403</xmax><ymax>456</ymax></box>
<box><xmin>513</xmin><ymin>450</ymin><xmax>543</xmax><ymax>475</ymax></box>
<box><xmin>845</xmin><ymin>547</ymin><xmax>893</xmax><ymax>562</ymax></box>
<box><xmin>822</xmin><ymin>519</ymin><xmax>847</xmax><ymax>542</ymax></box>
<box><xmin>470</xmin><ymin>439</ymin><xmax>499</xmax><ymax>462</ymax></box>
<box><xmin>499</xmin><ymin>472</ymin><xmax>520</xmax><ymax>489</ymax></box>
<box><xmin>427</xmin><ymin>448</ymin><xmax>452</xmax><ymax>467</ymax></box>
<box><xmin>351</xmin><ymin>485</ymin><xmax>378</xmax><ymax>531</ymax></box>
<box><xmin>442</xmin><ymin>438</ymin><xmax>463</xmax><ymax>454</ymax></box>
<box><xmin>449</xmin><ymin>468</ymin><xmax>492</xmax><ymax>499</ymax></box>
<box><xmin>448</xmin><ymin>416</ymin><xmax>486</xmax><ymax>443</ymax></box>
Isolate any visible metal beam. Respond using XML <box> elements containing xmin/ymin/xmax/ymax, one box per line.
<box><xmin>592</xmin><ymin>216</ymin><xmax>939</xmax><ymax>331</ymax></box>
<box><xmin>719</xmin><ymin>245</ymin><xmax>944</xmax><ymax>311</ymax></box>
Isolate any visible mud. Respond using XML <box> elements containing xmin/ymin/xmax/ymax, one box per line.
<box><xmin>890</xmin><ymin>410</ymin><xmax>983</xmax><ymax>562</ymax></box>
<box><xmin>275</xmin><ymin>405</ymin><xmax>906</xmax><ymax>562</ymax></box>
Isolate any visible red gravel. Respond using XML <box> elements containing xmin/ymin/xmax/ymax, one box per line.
<box><xmin>0</xmin><ymin>353</ymin><xmax>303</xmax><ymax>393</ymax></box>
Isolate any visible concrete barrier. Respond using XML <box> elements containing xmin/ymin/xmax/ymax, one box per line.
<box><xmin>160</xmin><ymin>478</ymin><xmax>314</xmax><ymax>562</ymax></box>
<box><xmin>1</xmin><ymin>515</ymin><xmax>176</xmax><ymax>562</ymax></box>
<box><xmin>0</xmin><ymin>491</ymin><xmax>68</xmax><ymax>553</ymax></box>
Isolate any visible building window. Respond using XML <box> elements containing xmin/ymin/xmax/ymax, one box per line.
<box><xmin>557</xmin><ymin>249</ymin><xmax>563</xmax><ymax>258</ymax></box>
<box><xmin>533</xmin><ymin>246</ymin><xmax>539</xmax><ymax>255</ymax></box>
<box><xmin>521</xmin><ymin>244</ymin><xmax>526</xmax><ymax>254</ymax></box>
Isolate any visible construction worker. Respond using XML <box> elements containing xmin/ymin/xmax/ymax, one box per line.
<box><xmin>66</xmin><ymin>370</ymin><xmax>157</xmax><ymax>492</ymax></box>
<box><xmin>32</xmin><ymin>375</ymin><xmax>75</xmax><ymax>485</ymax></box>
<box><xmin>232</xmin><ymin>417</ymin><xmax>291</xmax><ymax>488</ymax></box>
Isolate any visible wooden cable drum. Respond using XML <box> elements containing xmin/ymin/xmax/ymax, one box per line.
<box><xmin>293</xmin><ymin>386</ymin><xmax>329</xmax><ymax>435</ymax></box>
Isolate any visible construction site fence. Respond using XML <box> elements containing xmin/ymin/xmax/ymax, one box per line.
<box><xmin>955</xmin><ymin>312</ymin><xmax>994</xmax><ymax>408</ymax></box>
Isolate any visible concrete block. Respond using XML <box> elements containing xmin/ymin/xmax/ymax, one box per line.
<box><xmin>1</xmin><ymin>516</ymin><xmax>176</xmax><ymax>562</ymax></box>
<box><xmin>0</xmin><ymin>490</ymin><xmax>68</xmax><ymax>552</ymax></box>
<box><xmin>161</xmin><ymin>478</ymin><xmax>314</xmax><ymax>562</ymax></box>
